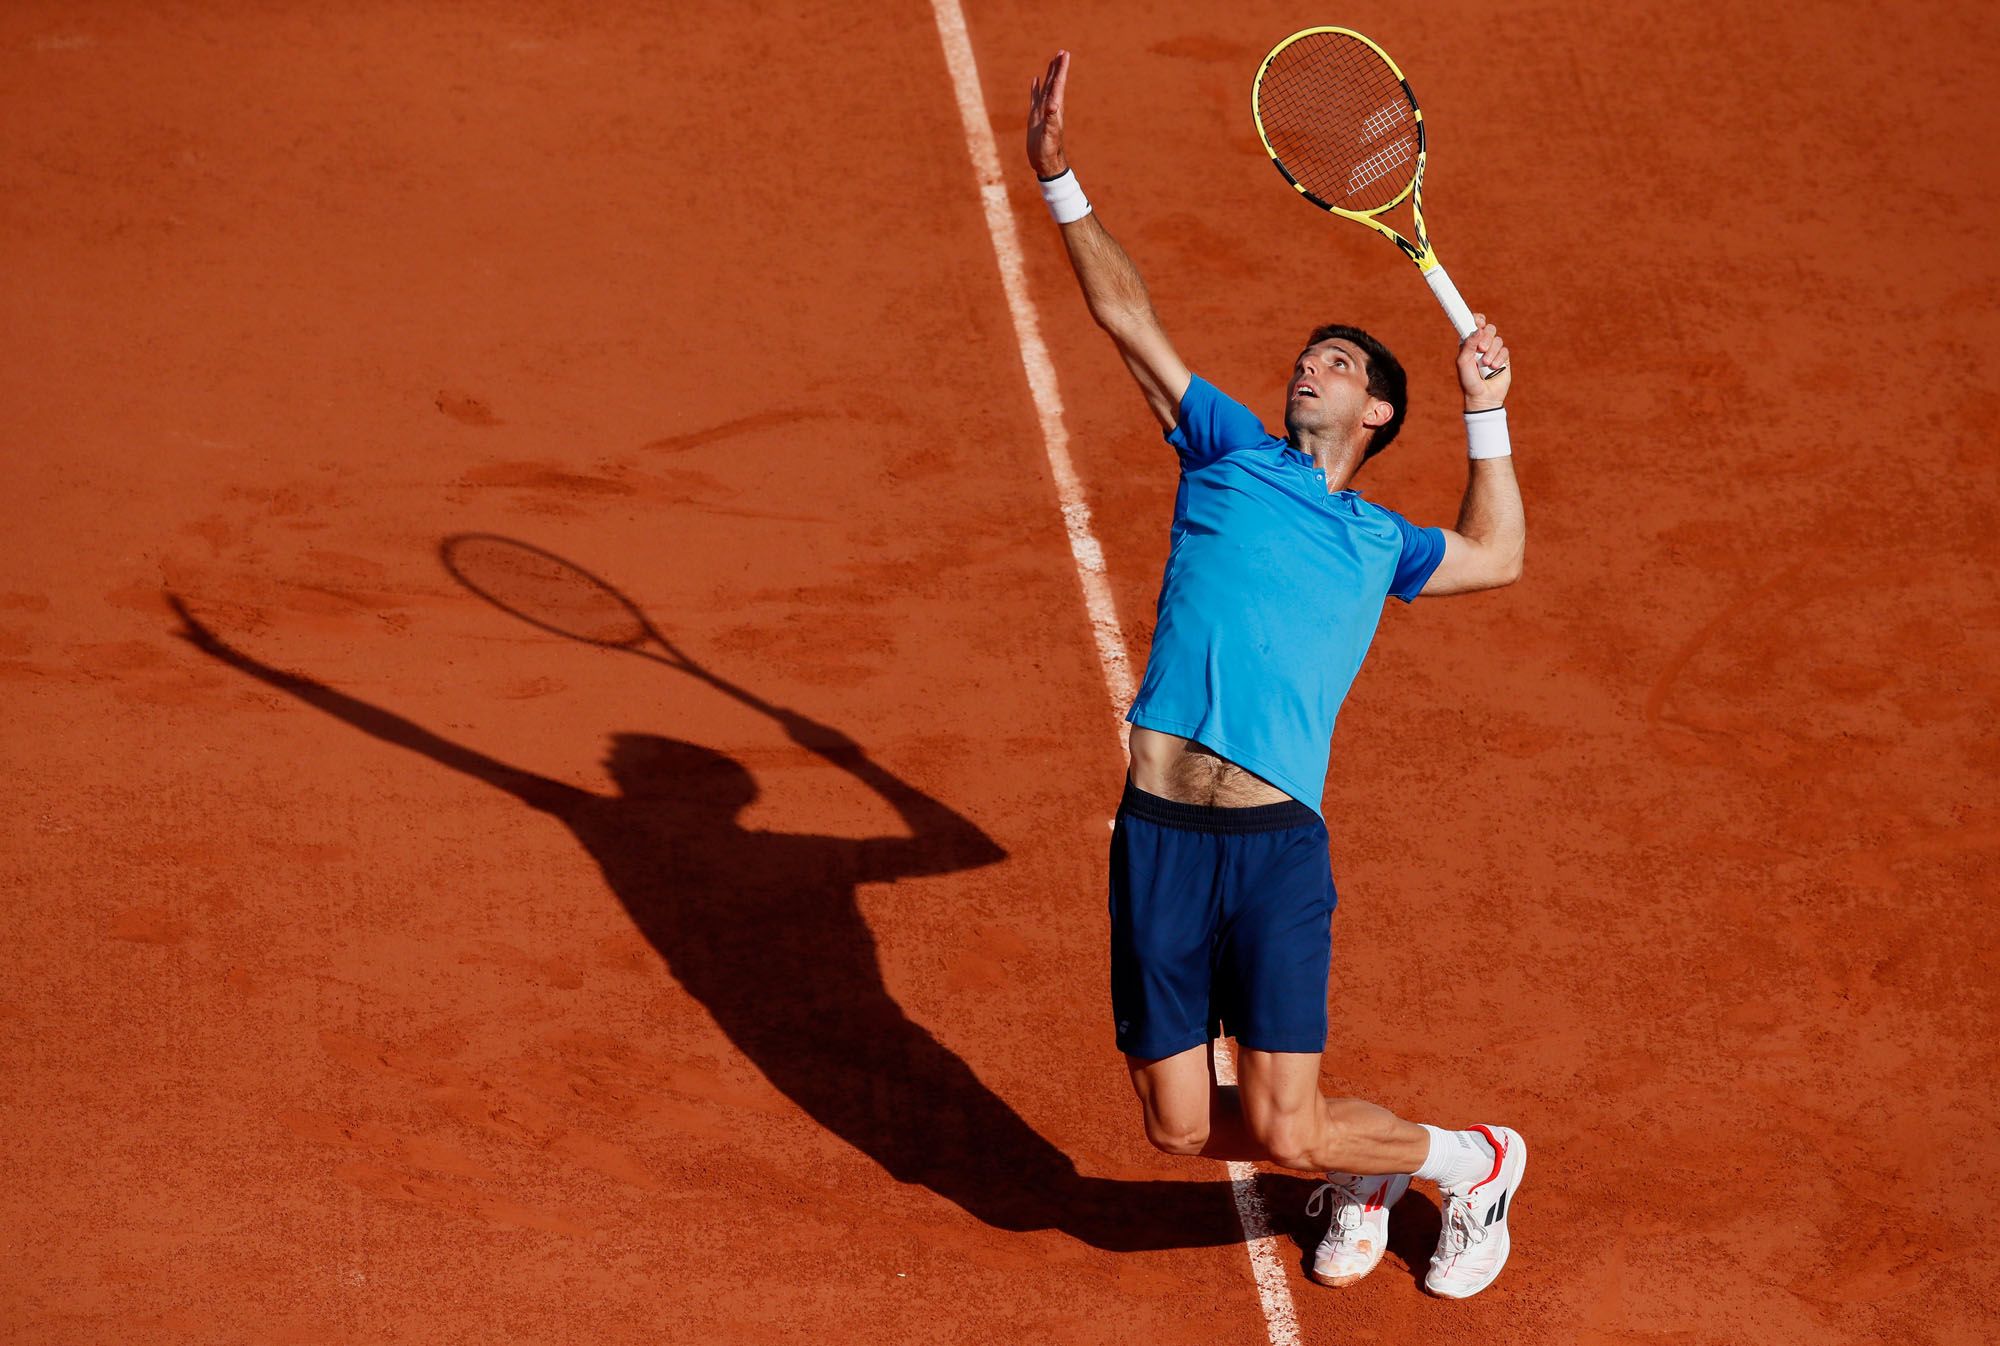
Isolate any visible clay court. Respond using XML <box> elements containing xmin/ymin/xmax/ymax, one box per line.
<box><xmin>5</xmin><ymin>2</ymin><xmax>1996</xmax><ymax>1342</ymax></box>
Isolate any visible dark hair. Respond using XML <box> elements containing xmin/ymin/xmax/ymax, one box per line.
<box><xmin>1300</xmin><ymin>324</ymin><xmax>1407</xmax><ymax>459</ymax></box>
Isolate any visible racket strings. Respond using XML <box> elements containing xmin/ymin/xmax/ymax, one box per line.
<box><xmin>443</xmin><ymin>536</ymin><xmax>652</xmax><ymax>649</ymax></box>
<box><xmin>1257</xmin><ymin>32</ymin><xmax>1420</xmax><ymax>212</ymax></box>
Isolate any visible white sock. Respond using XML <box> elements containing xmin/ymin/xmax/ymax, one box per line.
<box><xmin>1414</xmin><ymin>1125</ymin><xmax>1496</xmax><ymax>1189</ymax></box>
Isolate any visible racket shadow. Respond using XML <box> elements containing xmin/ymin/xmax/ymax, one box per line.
<box><xmin>170</xmin><ymin>566</ymin><xmax>1246</xmax><ymax>1253</ymax></box>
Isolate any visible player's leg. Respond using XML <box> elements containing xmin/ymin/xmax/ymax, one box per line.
<box><xmin>1109</xmin><ymin>782</ymin><xmax>1330</xmax><ymax>1160</ymax></box>
<box><xmin>1123</xmin><ymin>1042</ymin><xmax>1208</xmax><ymax>1155</ymax></box>
<box><xmin>1123</xmin><ymin>1037</ymin><xmax>1268</xmax><ymax>1159</ymax></box>
<box><xmin>1123</xmin><ymin>1044</ymin><xmax>1206</xmax><ymax>1153</ymax></box>
<box><xmin>1232</xmin><ymin>1048</ymin><xmax>1425</xmax><ymax>1288</ymax></box>
<box><xmin>1108</xmin><ymin>782</ymin><xmax>1228</xmax><ymax>1150</ymax></box>
<box><xmin>1233</xmin><ymin>1049</ymin><xmax>1428</xmax><ymax>1173</ymax></box>
<box><xmin>1220</xmin><ymin>810</ymin><xmax>1527</xmax><ymax>1295</ymax></box>
<box><xmin>1211</xmin><ymin>804</ymin><xmax>1420</xmax><ymax>1171</ymax></box>
<box><xmin>1216</xmin><ymin>807</ymin><xmax>1466</xmax><ymax>1170</ymax></box>
<box><xmin>1122</xmin><ymin>1037</ymin><xmax>1445</xmax><ymax>1173</ymax></box>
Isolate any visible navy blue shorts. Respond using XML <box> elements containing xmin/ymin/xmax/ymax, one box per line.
<box><xmin>1108</xmin><ymin>779</ymin><xmax>1338</xmax><ymax>1060</ymax></box>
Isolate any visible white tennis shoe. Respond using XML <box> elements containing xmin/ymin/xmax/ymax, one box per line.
<box><xmin>1306</xmin><ymin>1172</ymin><xmax>1409</xmax><ymax>1287</ymax></box>
<box><xmin>1424</xmin><ymin>1124</ymin><xmax>1527</xmax><ymax>1299</ymax></box>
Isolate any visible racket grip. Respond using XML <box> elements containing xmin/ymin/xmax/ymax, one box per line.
<box><xmin>1424</xmin><ymin>264</ymin><xmax>1478</xmax><ymax>338</ymax></box>
<box><xmin>1425</xmin><ymin>264</ymin><xmax>1505</xmax><ymax>380</ymax></box>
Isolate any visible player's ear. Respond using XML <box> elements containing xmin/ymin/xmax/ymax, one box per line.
<box><xmin>1361</xmin><ymin>397</ymin><xmax>1393</xmax><ymax>429</ymax></box>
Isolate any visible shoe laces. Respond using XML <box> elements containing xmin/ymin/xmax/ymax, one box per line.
<box><xmin>1306</xmin><ymin>1175</ymin><xmax>1367</xmax><ymax>1240</ymax></box>
<box><xmin>1434</xmin><ymin>1187</ymin><xmax>1491</xmax><ymax>1263</ymax></box>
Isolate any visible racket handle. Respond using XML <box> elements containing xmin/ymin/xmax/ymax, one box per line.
<box><xmin>1424</xmin><ymin>264</ymin><xmax>1504</xmax><ymax>379</ymax></box>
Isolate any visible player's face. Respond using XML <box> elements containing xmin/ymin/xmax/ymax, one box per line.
<box><xmin>1285</xmin><ymin>339</ymin><xmax>1377</xmax><ymax>438</ymax></box>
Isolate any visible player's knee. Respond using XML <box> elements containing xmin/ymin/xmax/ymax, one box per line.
<box><xmin>1247</xmin><ymin>1109</ymin><xmax>1322</xmax><ymax>1171</ymax></box>
<box><xmin>1141</xmin><ymin>1108</ymin><xmax>1209</xmax><ymax>1157</ymax></box>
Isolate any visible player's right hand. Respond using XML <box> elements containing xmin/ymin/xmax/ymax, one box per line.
<box><xmin>1457</xmin><ymin>313</ymin><xmax>1511</xmax><ymax>410</ymax></box>
<box><xmin>1027</xmin><ymin>50</ymin><xmax>1072</xmax><ymax>179</ymax></box>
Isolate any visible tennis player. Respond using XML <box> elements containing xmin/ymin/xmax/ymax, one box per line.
<box><xmin>1027</xmin><ymin>51</ymin><xmax>1528</xmax><ymax>1298</ymax></box>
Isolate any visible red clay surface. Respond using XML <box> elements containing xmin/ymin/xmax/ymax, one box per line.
<box><xmin>4</xmin><ymin>3</ymin><xmax>1997</xmax><ymax>1343</ymax></box>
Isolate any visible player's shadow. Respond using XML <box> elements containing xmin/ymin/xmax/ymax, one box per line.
<box><xmin>166</xmin><ymin>581</ymin><xmax>1244</xmax><ymax>1253</ymax></box>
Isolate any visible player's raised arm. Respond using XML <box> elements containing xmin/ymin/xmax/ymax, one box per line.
<box><xmin>1422</xmin><ymin>318</ymin><xmax>1526</xmax><ymax>595</ymax></box>
<box><xmin>1028</xmin><ymin>51</ymin><xmax>1190</xmax><ymax>431</ymax></box>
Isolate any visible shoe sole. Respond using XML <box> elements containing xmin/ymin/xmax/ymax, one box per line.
<box><xmin>1425</xmin><ymin>1129</ymin><xmax>1527</xmax><ymax>1300</ymax></box>
<box><xmin>1308</xmin><ymin>1174</ymin><xmax>1410</xmax><ymax>1288</ymax></box>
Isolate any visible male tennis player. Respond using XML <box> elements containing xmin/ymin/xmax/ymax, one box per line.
<box><xmin>1026</xmin><ymin>52</ymin><xmax>1528</xmax><ymax>1298</ymax></box>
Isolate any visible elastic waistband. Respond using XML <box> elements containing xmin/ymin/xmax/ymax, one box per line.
<box><xmin>1116</xmin><ymin>779</ymin><xmax>1320</xmax><ymax>834</ymax></box>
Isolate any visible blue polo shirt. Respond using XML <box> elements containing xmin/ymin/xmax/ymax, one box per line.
<box><xmin>1125</xmin><ymin>374</ymin><xmax>1446</xmax><ymax>816</ymax></box>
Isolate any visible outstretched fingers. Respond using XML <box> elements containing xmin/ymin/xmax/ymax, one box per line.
<box><xmin>1027</xmin><ymin>51</ymin><xmax>1074</xmax><ymax>177</ymax></box>
<box><xmin>1031</xmin><ymin>51</ymin><xmax>1067</xmax><ymax>114</ymax></box>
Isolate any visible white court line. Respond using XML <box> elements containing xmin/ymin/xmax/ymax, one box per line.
<box><xmin>923</xmin><ymin>2</ymin><xmax>1132</xmax><ymax>733</ymax></box>
<box><xmin>924</xmin><ymin>6</ymin><xmax>1303</xmax><ymax>1345</ymax></box>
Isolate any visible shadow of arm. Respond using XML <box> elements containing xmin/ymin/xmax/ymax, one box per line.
<box><xmin>169</xmin><ymin>595</ymin><xmax>584</xmax><ymax>816</ymax></box>
<box><xmin>777</xmin><ymin>708</ymin><xmax>1006</xmax><ymax>883</ymax></box>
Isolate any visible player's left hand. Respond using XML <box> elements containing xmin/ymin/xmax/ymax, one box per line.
<box><xmin>1027</xmin><ymin>51</ymin><xmax>1072</xmax><ymax>180</ymax></box>
<box><xmin>1457</xmin><ymin>314</ymin><xmax>1510</xmax><ymax>410</ymax></box>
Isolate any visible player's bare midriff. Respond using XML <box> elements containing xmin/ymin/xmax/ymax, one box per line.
<box><xmin>1127</xmin><ymin>726</ymin><xmax>1295</xmax><ymax>807</ymax></box>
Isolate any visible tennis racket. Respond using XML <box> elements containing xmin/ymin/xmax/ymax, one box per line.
<box><xmin>440</xmin><ymin>533</ymin><xmax>778</xmax><ymax>719</ymax></box>
<box><xmin>1252</xmin><ymin>26</ymin><xmax>1502</xmax><ymax>376</ymax></box>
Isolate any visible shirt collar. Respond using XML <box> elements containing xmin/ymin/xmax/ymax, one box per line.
<box><xmin>1280</xmin><ymin>443</ymin><xmax>1363</xmax><ymax>495</ymax></box>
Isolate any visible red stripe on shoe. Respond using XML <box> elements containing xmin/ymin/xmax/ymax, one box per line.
<box><xmin>1465</xmin><ymin>1125</ymin><xmax>1507</xmax><ymax>1194</ymax></box>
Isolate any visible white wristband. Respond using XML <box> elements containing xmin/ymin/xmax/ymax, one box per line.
<box><xmin>1038</xmin><ymin>168</ymin><xmax>1092</xmax><ymax>225</ymax></box>
<box><xmin>1465</xmin><ymin>406</ymin><xmax>1511</xmax><ymax>460</ymax></box>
